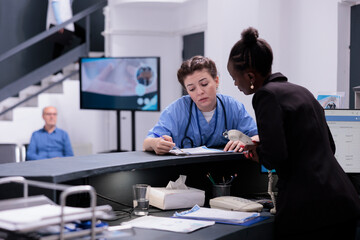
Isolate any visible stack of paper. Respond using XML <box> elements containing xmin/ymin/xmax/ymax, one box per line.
<box><xmin>0</xmin><ymin>204</ymin><xmax>112</xmax><ymax>232</ymax></box>
<box><xmin>122</xmin><ymin>216</ymin><xmax>214</xmax><ymax>233</ymax></box>
<box><xmin>173</xmin><ymin>205</ymin><xmax>260</xmax><ymax>225</ymax></box>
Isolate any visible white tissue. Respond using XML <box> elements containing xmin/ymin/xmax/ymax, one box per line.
<box><xmin>166</xmin><ymin>175</ymin><xmax>189</xmax><ymax>190</ymax></box>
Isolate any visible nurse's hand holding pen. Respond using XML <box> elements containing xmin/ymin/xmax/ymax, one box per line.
<box><xmin>143</xmin><ymin>133</ymin><xmax>175</xmax><ymax>155</ymax></box>
<box><xmin>153</xmin><ymin>135</ymin><xmax>175</xmax><ymax>155</ymax></box>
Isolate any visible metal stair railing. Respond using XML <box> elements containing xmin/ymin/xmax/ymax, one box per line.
<box><xmin>0</xmin><ymin>0</ymin><xmax>108</xmax><ymax>117</ymax></box>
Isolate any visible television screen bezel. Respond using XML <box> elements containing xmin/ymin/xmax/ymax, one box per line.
<box><xmin>79</xmin><ymin>56</ymin><xmax>161</xmax><ymax>112</ymax></box>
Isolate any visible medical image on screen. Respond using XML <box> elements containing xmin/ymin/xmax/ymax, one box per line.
<box><xmin>80</xmin><ymin>57</ymin><xmax>160</xmax><ymax>111</ymax></box>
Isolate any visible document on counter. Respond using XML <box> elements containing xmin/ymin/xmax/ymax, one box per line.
<box><xmin>169</xmin><ymin>146</ymin><xmax>226</xmax><ymax>156</ymax></box>
<box><xmin>173</xmin><ymin>205</ymin><xmax>260</xmax><ymax>225</ymax></box>
<box><xmin>121</xmin><ymin>215</ymin><xmax>215</xmax><ymax>233</ymax></box>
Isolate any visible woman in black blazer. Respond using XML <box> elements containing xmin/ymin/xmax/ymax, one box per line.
<box><xmin>227</xmin><ymin>27</ymin><xmax>360</xmax><ymax>240</ymax></box>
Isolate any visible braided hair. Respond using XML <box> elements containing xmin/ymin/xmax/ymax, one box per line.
<box><xmin>228</xmin><ymin>27</ymin><xmax>273</xmax><ymax>77</ymax></box>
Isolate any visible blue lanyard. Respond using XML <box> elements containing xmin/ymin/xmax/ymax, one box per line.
<box><xmin>195</xmin><ymin>104</ymin><xmax>218</xmax><ymax>146</ymax></box>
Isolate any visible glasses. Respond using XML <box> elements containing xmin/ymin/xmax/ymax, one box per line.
<box><xmin>44</xmin><ymin>113</ymin><xmax>57</xmax><ymax>116</ymax></box>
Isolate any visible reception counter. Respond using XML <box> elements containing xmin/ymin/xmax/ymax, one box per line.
<box><xmin>0</xmin><ymin>151</ymin><xmax>272</xmax><ymax>203</ymax></box>
<box><xmin>0</xmin><ymin>151</ymin><xmax>275</xmax><ymax>239</ymax></box>
<box><xmin>0</xmin><ymin>151</ymin><xmax>251</xmax><ymax>183</ymax></box>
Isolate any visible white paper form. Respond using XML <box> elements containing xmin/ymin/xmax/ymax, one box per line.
<box><xmin>169</xmin><ymin>146</ymin><xmax>225</xmax><ymax>156</ymax></box>
<box><xmin>174</xmin><ymin>205</ymin><xmax>259</xmax><ymax>224</ymax></box>
<box><xmin>122</xmin><ymin>216</ymin><xmax>215</xmax><ymax>233</ymax></box>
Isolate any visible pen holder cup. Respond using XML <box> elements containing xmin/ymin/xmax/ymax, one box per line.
<box><xmin>212</xmin><ymin>184</ymin><xmax>231</xmax><ymax>198</ymax></box>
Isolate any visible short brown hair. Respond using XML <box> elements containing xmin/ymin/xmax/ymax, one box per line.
<box><xmin>177</xmin><ymin>56</ymin><xmax>218</xmax><ymax>88</ymax></box>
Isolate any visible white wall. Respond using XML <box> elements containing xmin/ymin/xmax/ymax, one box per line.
<box><xmin>112</xmin><ymin>0</ymin><xmax>344</xmax><ymax>149</ymax></box>
<box><xmin>105</xmin><ymin>0</ymin><xmax>207</xmax><ymax>150</ymax></box>
<box><xmin>207</xmin><ymin>0</ymin><xmax>341</xmax><ymax>117</ymax></box>
<box><xmin>338</xmin><ymin>1</ymin><xmax>352</xmax><ymax>108</ymax></box>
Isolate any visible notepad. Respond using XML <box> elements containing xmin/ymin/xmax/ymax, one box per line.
<box><xmin>169</xmin><ymin>146</ymin><xmax>225</xmax><ymax>155</ymax></box>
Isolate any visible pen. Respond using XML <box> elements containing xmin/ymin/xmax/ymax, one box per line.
<box><xmin>225</xmin><ymin>173</ymin><xmax>237</xmax><ymax>185</ymax></box>
<box><xmin>225</xmin><ymin>175</ymin><xmax>234</xmax><ymax>185</ymax></box>
<box><xmin>152</xmin><ymin>132</ymin><xmax>164</xmax><ymax>139</ymax></box>
<box><xmin>206</xmin><ymin>173</ymin><xmax>216</xmax><ymax>185</ymax></box>
<box><xmin>152</xmin><ymin>132</ymin><xmax>183</xmax><ymax>152</ymax></box>
<box><xmin>152</xmin><ymin>132</ymin><xmax>165</xmax><ymax>139</ymax></box>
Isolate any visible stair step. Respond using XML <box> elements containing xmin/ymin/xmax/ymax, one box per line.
<box><xmin>0</xmin><ymin>107</ymin><xmax>13</xmax><ymax>121</ymax></box>
<box><xmin>19</xmin><ymin>85</ymin><xmax>42</xmax><ymax>98</ymax></box>
<box><xmin>41</xmin><ymin>76</ymin><xmax>64</xmax><ymax>93</ymax></box>
<box><xmin>89</xmin><ymin>52</ymin><xmax>104</xmax><ymax>58</ymax></box>
<box><xmin>0</xmin><ymin>97</ymin><xmax>20</xmax><ymax>109</ymax></box>
<box><xmin>0</xmin><ymin>77</ymin><xmax>67</xmax><ymax>121</ymax></box>
<box><xmin>18</xmin><ymin>86</ymin><xmax>41</xmax><ymax>107</ymax></box>
<box><xmin>63</xmin><ymin>63</ymin><xmax>79</xmax><ymax>81</ymax></box>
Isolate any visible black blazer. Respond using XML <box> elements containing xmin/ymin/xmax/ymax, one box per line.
<box><xmin>253</xmin><ymin>73</ymin><xmax>360</xmax><ymax>234</ymax></box>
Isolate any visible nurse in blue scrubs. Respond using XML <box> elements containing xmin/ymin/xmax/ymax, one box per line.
<box><xmin>143</xmin><ymin>56</ymin><xmax>258</xmax><ymax>155</ymax></box>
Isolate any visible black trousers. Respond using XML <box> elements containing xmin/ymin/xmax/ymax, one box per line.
<box><xmin>52</xmin><ymin>23</ymin><xmax>85</xmax><ymax>60</ymax></box>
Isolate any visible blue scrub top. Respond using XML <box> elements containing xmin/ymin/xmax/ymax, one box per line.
<box><xmin>147</xmin><ymin>94</ymin><xmax>258</xmax><ymax>148</ymax></box>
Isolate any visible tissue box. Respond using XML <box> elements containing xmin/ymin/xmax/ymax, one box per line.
<box><xmin>149</xmin><ymin>187</ymin><xmax>205</xmax><ymax>210</ymax></box>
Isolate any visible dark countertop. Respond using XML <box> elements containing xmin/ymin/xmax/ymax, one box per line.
<box><xmin>0</xmin><ymin>151</ymin><xmax>244</xmax><ymax>183</ymax></box>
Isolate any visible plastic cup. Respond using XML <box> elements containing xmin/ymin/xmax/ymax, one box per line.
<box><xmin>132</xmin><ymin>184</ymin><xmax>150</xmax><ymax>216</ymax></box>
<box><xmin>212</xmin><ymin>184</ymin><xmax>231</xmax><ymax>198</ymax></box>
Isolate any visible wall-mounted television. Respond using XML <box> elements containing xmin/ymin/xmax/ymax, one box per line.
<box><xmin>80</xmin><ymin>57</ymin><xmax>160</xmax><ymax>111</ymax></box>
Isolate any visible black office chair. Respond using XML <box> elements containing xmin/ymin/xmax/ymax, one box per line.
<box><xmin>0</xmin><ymin>144</ymin><xmax>21</xmax><ymax>164</ymax></box>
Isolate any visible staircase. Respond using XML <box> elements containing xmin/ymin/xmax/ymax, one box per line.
<box><xmin>0</xmin><ymin>69</ymin><xmax>78</xmax><ymax>121</ymax></box>
<box><xmin>0</xmin><ymin>50</ymin><xmax>104</xmax><ymax>122</ymax></box>
<box><xmin>0</xmin><ymin>0</ymin><xmax>107</xmax><ymax>119</ymax></box>
<box><xmin>0</xmin><ymin>0</ymin><xmax>119</xmax><ymax>157</ymax></box>
<box><xmin>0</xmin><ymin>71</ymin><xmax>67</xmax><ymax>121</ymax></box>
